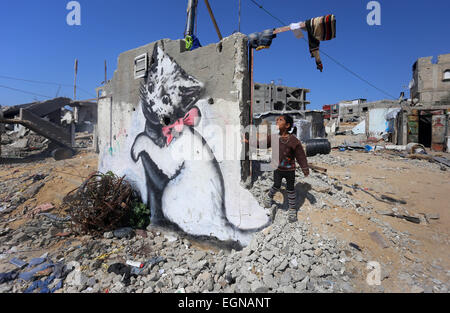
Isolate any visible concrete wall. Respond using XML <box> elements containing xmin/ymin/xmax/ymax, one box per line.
<box><xmin>411</xmin><ymin>54</ymin><xmax>450</xmax><ymax>105</ymax></box>
<box><xmin>253</xmin><ymin>83</ymin><xmax>310</xmax><ymax>113</ymax></box>
<box><xmin>366</xmin><ymin>107</ymin><xmax>400</xmax><ymax>138</ymax></box>
<box><xmin>338</xmin><ymin>99</ymin><xmax>401</xmax><ymax>122</ymax></box>
<box><xmin>96</xmin><ymin>34</ymin><xmax>269</xmax><ymax>247</ymax></box>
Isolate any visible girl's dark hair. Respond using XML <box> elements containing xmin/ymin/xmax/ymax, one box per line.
<box><xmin>281</xmin><ymin>114</ymin><xmax>297</xmax><ymax>135</ymax></box>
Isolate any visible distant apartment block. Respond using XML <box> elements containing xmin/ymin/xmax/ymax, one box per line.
<box><xmin>410</xmin><ymin>53</ymin><xmax>450</xmax><ymax>106</ymax></box>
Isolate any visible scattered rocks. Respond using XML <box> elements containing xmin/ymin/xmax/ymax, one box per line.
<box><xmin>113</xmin><ymin>227</ymin><xmax>134</xmax><ymax>239</ymax></box>
<box><xmin>192</xmin><ymin>251</ymin><xmax>206</xmax><ymax>262</ymax></box>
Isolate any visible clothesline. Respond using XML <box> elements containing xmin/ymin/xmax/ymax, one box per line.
<box><xmin>273</xmin><ymin>22</ymin><xmax>306</xmax><ymax>35</ymax></box>
<box><xmin>248</xmin><ymin>15</ymin><xmax>336</xmax><ymax>72</ymax></box>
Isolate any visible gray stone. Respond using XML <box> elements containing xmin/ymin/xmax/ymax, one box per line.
<box><xmin>302</xmin><ymin>242</ymin><xmax>313</xmax><ymax>250</ymax></box>
<box><xmin>174</xmin><ymin>268</ymin><xmax>189</xmax><ymax>275</ymax></box>
<box><xmin>10</xmin><ymin>232</ymin><xmax>29</xmax><ymax>244</ymax></box>
<box><xmin>0</xmin><ymin>284</ymin><xmax>12</xmax><ymax>293</ymax></box>
<box><xmin>277</xmin><ymin>259</ymin><xmax>289</xmax><ymax>272</ymax></box>
<box><xmin>113</xmin><ymin>227</ymin><xmax>134</xmax><ymax>239</ymax></box>
<box><xmin>299</xmin><ymin>255</ymin><xmax>311</xmax><ymax>268</ymax></box>
<box><xmin>250</xmin><ymin>281</ymin><xmax>267</xmax><ymax>293</ymax></box>
<box><xmin>103</xmin><ymin>232</ymin><xmax>113</xmax><ymax>239</ymax></box>
<box><xmin>148</xmin><ymin>272</ymin><xmax>160</xmax><ymax>282</ymax></box>
<box><xmin>249</xmin><ymin>239</ymin><xmax>259</xmax><ymax>253</ymax></box>
<box><xmin>263</xmin><ymin>274</ymin><xmax>278</xmax><ymax>289</ymax></box>
<box><xmin>279</xmin><ymin>272</ymin><xmax>292</xmax><ymax>286</ymax></box>
<box><xmin>237</xmin><ymin>281</ymin><xmax>251</xmax><ymax>293</ymax></box>
<box><xmin>66</xmin><ymin>269</ymin><xmax>88</xmax><ymax>288</ymax></box>
<box><xmin>261</xmin><ymin>250</ymin><xmax>274</xmax><ymax>261</ymax></box>
<box><xmin>255</xmin><ymin>286</ymin><xmax>269</xmax><ymax>293</ymax></box>
<box><xmin>72</xmin><ymin>249</ymin><xmax>87</xmax><ymax>261</ymax></box>
<box><xmin>87</xmin><ymin>277</ymin><xmax>96</xmax><ymax>287</ymax></box>
<box><xmin>203</xmin><ymin>277</ymin><xmax>214</xmax><ymax>292</ymax></box>
<box><xmin>280</xmin><ymin>286</ymin><xmax>296</xmax><ymax>293</ymax></box>
<box><xmin>198</xmin><ymin>271</ymin><xmax>212</xmax><ymax>282</ymax></box>
<box><xmin>311</xmin><ymin>265</ymin><xmax>328</xmax><ymax>277</ymax></box>
<box><xmin>291</xmin><ymin>269</ymin><xmax>307</xmax><ymax>283</ymax></box>
<box><xmin>215</xmin><ymin>261</ymin><xmax>226</xmax><ymax>276</ymax></box>
<box><xmin>195</xmin><ymin>259</ymin><xmax>208</xmax><ymax>270</ymax></box>
<box><xmin>192</xmin><ymin>251</ymin><xmax>207</xmax><ymax>262</ymax></box>
<box><xmin>243</xmin><ymin>271</ymin><xmax>258</xmax><ymax>283</ymax></box>
<box><xmin>289</xmin><ymin>258</ymin><xmax>298</xmax><ymax>269</ymax></box>
<box><xmin>341</xmin><ymin>282</ymin><xmax>353</xmax><ymax>292</ymax></box>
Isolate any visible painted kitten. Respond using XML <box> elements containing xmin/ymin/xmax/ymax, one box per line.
<box><xmin>131</xmin><ymin>44</ymin><xmax>268</xmax><ymax>244</ymax></box>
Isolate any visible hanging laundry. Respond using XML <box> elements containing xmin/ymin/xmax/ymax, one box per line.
<box><xmin>289</xmin><ymin>22</ymin><xmax>304</xmax><ymax>39</ymax></box>
<box><xmin>248</xmin><ymin>29</ymin><xmax>277</xmax><ymax>51</ymax></box>
<box><xmin>305</xmin><ymin>14</ymin><xmax>336</xmax><ymax>72</ymax></box>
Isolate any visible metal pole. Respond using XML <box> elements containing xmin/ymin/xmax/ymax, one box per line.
<box><xmin>249</xmin><ymin>48</ymin><xmax>254</xmax><ymax>179</ymax></box>
<box><xmin>104</xmin><ymin>60</ymin><xmax>107</xmax><ymax>84</ymax></box>
<box><xmin>239</xmin><ymin>0</ymin><xmax>241</xmax><ymax>33</ymax></box>
<box><xmin>203</xmin><ymin>0</ymin><xmax>223</xmax><ymax>41</ymax></box>
<box><xmin>73</xmin><ymin>58</ymin><xmax>78</xmax><ymax>101</ymax></box>
<box><xmin>185</xmin><ymin>0</ymin><xmax>198</xmax><ymax>37</ymax></box>
<box><xmin>0</xmin><ymin>105</ymin><xmax>3</xmax><ymax>157</ymax></box>
<box><xmin>250</xmin><ymin>48</ymin><xmax>254</xmax><ymax>126</ymax></box>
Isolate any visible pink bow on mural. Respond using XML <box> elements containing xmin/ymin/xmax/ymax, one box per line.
<box><xmin>162</xmin><ymin>107</ymin><xmax>200</xmax><ymax>146</ymax></box>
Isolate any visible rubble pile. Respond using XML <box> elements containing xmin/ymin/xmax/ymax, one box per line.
<box><xmin>0</xmin><ymin>208</ymin><xmax>358</xmax><ymax>293</ymax></box>
<box><xmin>0</xmin><ymin>129</ymin><xmax>50</xmax><ymax>158</ymax></box>
<box><xmin>74</xmin><ymin>132</ymin><xmax>93</xmax><ymax>149</ymax></box>
<box><xmin>0</xmin><ymin>150</ymin><xmax>448</xmax><ymax>293</ymax></box>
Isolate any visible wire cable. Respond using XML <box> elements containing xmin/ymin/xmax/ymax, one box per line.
<box><xmin>249</xmin><ymin>0</ymin><xmax>286</xmax><ymax>27</ymax></box>
<box><xmin>0</xmin><ymin>84</ymin><xmax>53</xmax><ymax>99</ymax></box>
<box><xmin>0</xmin><ymin>74</ymin><xmax>96</xmax><ymax>98</ymax></box>
<box><xmin>247</xmin><ymin>0</ymin><xmax>397</xmax><ymax>100</ymax></box>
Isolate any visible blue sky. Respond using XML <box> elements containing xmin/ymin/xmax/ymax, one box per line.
<box><xmin>1</xmin><ymin>0</ymin><xmax>449</xmax><ymax>109</ymax></box>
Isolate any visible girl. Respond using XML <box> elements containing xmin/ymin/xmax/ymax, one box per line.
<box><xmin>244</xmin><ymin>114</ymin><xmax>309</xmax><ymax>222</ymax></box>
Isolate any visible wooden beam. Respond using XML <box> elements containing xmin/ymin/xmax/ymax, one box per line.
<box><xmin>203</xmin><ymin>0</ymin><xmax>223</xmax><ymax>41</ymax></box>
<box><xmin>273</xmin><ymin>22</ymin><xmax>306</xmax><ymax>34</ymax></box>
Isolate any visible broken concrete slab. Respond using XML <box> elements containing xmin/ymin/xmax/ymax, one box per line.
<box><xmin>369</xmin><ymin>231</ymin><xmax>389</xmax><ymax>249</ymax></box>
<box><xmin>19</xmin><ymin>108</ymin><xmax>73</xmax><ymax>148</ymax></box>
<box><xmin>2</xmin><ymin>97</ymin><xmax>72</xmax><ymax>119</ymax></box>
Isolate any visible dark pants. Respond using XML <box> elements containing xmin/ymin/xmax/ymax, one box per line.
<box><xmin>268</xmin><ymin>169</ymin><xmax>297</xmax><ymax>209</ymax></box>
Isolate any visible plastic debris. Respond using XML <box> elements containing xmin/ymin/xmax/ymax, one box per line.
<box><xmin>19</xmin><ymin>263</ymin><xmax>54</xmax><ymax>281</ymax></box>
<box><xmin>126</xmin><ymin>260</ymin><xmax>144</xmax><ymax>268</ymax></box>
<box><xmin>9</xmin><ymin>258</ymin><xmax>28</xmax><ymax>269</ymax></box>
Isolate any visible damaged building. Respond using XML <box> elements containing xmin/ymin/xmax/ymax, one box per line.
<box><xmin>405</xmin><ymin>54</ymin><xmax>450</xmax><ymax>151</ymax></box>
<box><xmin>0</xmin><ymin>97</ymin><xmax>98</xmax><ymax>159</ymax></box>
<box><xmin>335</xmin><ymin>54</ymin><xmax>449</xmax><ymax>152</ymax></box>
<box><xmin>252</xmin><ymin>82</ymin><xmax>325</xmax><ymax>140</ymax></box>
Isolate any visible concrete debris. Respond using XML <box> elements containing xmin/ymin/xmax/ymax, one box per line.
<box><xmin>369</xmin><ymin>231</ymin><xmax>389</xmax><ymax>249</ymax></box>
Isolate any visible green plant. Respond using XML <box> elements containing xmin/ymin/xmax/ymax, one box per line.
<box><xmin>129</xmin><ymin>201</ymin><xmax>150</xmax><ymax>229</ymax></box>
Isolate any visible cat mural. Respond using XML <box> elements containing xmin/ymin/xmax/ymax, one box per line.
<box><xmin>131</xmin><ymin>43</ymin><xmax>269</xmax><ymax>246</ymax></box>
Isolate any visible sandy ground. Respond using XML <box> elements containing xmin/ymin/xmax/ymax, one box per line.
<box><xmin>0</xmin><ymin>151</ymin><xmax>98</xmax><ymax>229</ymax></box>
<box><xmin>1</xmin><ymin>142</ymin><xmax>449</xmax><ymax>292</ymax></box>
<box><xmin>298</xmin><ymin>135</ymin><xmax>450</xmax><ymax>292</ymax></box>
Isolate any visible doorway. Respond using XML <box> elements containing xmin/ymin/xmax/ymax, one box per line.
<box><xmin>419</xmin><ymin>114</ymin><xmax>432</xmax><ymax>147</ymax></box>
